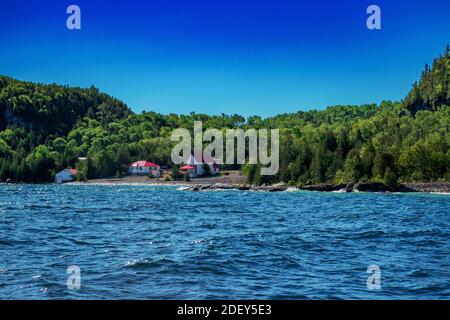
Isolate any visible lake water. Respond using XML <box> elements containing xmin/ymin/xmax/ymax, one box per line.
<box><xmin>0</xmin><ymin>184</ymin><xmax>449</xmax><ymax>299</ymax></box>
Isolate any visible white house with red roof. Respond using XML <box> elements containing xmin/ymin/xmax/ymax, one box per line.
<box><xmin>179</xmin><ymin>154</ymin><xmax>219</xmax><ymax>178</ymax></box>
<box><xmin>128</xmin><ymin>161</ymin><xmax>161</xmax><ymax>177</ymax></box>
<box><xmin>55</xmin><ymin>168</ymin><xmax>78</xmax><ymax>184</ymax></box>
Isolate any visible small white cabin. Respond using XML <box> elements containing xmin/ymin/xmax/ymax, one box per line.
<box><xmin>55</xmin><ymin>169</ymin><xmax>77</xmax><ymax>184</ymax></box>
<box><xmin>128</xmin><ymin>161</ymin><xmax>161</xmax><ymax>177</ymax></box>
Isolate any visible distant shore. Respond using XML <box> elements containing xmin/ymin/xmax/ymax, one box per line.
<box><xmin>72</xmin><ymin>174</ymin><xmax>450</xmax><ymax>194</ymax></box>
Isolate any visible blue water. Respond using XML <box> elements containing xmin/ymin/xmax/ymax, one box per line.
<box><xmin>0</xmin><ymin>184</ymin><xmax>449</xmax><ymax>299</ymax></box>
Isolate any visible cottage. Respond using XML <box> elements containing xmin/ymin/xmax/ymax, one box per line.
<box><xmin>55</xmin><ymin>168</ymin><xmax>77</xmax><ymax>184</ymax></box>
<box><xmin>180</xmin><ymin>154</ymin><xmax>219</xmax><ymax>178</ymax></box>
<box><xmin>128</xmin><ymin>161</ymin><xmax>161</xmax><ymax>177</ymax></box>
<box><xmin>179</xmin><ymin>165</ymin><xmax>196</xmax><ymax>178</ymax></box>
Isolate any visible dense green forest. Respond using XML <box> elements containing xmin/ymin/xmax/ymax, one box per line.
<box><xmin>1</xmin><ymin>47</ymin><xmax>449</xmax><ymax>185</ymax></box>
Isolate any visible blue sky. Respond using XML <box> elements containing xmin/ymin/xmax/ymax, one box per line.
<box><xmin>0</xmin><ymin>0</ymin><xmax>449</xmax><ymax>117</ymax></box>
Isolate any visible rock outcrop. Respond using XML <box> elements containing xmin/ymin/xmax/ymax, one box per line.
<box><xmin>182</xmin><ymin>181</ymin><xmax>450</xmax><ymax>193</ymax></box>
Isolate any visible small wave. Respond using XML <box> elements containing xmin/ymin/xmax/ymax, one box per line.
<box><xmin>67</xmin><ymin>238</ymin><xmax>91</xmax><ymax>245</ymax></box>
<box><xmin>414</xmin><ymin>239</ymin><xmax>443</xmax><ymax>246</ymax></box>
<box><xmin>200</xmin><ymin>223</ymin><xmax>216</xmax><ymax>229</ymax></box>
<box><xmin>124</xmin><ymin>258</ymin><xmax>176</xmax><ymax>270</ymax></box>
<box><xmin>397</xmin><ymin>229</ymin><xmax>442</xmax><ymax>238</ymax></box>
<box><xmin>191</xmin><ymin>238</ymin><xmax>211</xmax><ymax>245</ymax></box>
<box><xmin>2</xmin><ymin>206</ymin><xmax>17</xmax><ymax>210</ymax></box>
<box><xmin>0</xmin><ymin>239</ymin><xmax>12</xmax><ymax>246</ymax></box>
<box><xmin>73</xmin><ymin>209</ymin><xmax>88</xmax><ymax>213</ymax></box>
<box><xmin>0</xmin><ymin>238</ymin><xmax>31</xmax><ymax>246</ymax></box>
<box><xmin>407</xmin><ymin>270</ymin><xmax>429</xmax><ymax>278</ymax></box>
<box><xmin>26</xmin><ymin>204</ymin><xmax>53</xmax><ymax>209</ymax></box>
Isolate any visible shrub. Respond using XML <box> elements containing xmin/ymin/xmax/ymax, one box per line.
<box><xmin>76</xmin><ymin>171</ymin><xmax>87</xmax><ymax>181</ymax></box>
<box><xmin>170</xmin><ymin>166</ymin><xmax>182</xmax><ymax>180</ymax></box>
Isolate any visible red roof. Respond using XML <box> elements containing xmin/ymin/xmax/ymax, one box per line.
<box><xmin>129</xmin><ymin>161</ymin><xmax>160</xmax><ymax>167</ymax></box>
<box><xmin>180</xmin><ymin>165</ymin><xmax>195</xmax><ymax>170</ymax></box>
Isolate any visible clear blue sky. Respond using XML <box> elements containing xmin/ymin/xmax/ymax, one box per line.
<box><xmin>0</xmin><ymin>0</ymin><xmax>449</xmax><ymax>117</ymax></box>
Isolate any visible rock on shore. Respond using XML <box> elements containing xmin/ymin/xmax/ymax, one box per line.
<box><xmin>182</xmin><ymin>181</ymin><xmax>450</xmax><ymax>193</ymax></box>
<box><xmin>402</xmin><ymin>182</ymin><xmax>450</xmax><ymax>193</ymax></box>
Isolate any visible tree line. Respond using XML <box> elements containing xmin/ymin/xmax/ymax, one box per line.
<box><xmin>0</xmin><ymin>47</ymin><xmax>449</xmax><ymax>185</ymax></box>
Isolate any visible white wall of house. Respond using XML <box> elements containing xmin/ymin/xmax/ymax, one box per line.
<box><xmin>186</xmin><ymin>155</ymin><xmax>219</xmax><ymax>176</ymax></box>
<box><xmin>128</xmin><ymin>165</ymin><xmax>160</xmax><ymax>175</ymax></box>
<box><xmin>55</xmin><ymin>170</ymin><xmax>75</xmax><ymax>184</ymax></box>
<box><xmin>150</xmin><ymin>170</ymin><xmax>161</xmax><ymax>178</ymax></box>
<box><xmin>129</xmin><ymin>166</ymin><xmax>150</xmax><ymax>175</ymax></box>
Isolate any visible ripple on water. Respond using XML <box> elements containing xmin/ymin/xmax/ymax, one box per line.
<box><xmin>124</xmin><ymin>258</ymin><xmax>177</xmax><ymax>270</ymax></box>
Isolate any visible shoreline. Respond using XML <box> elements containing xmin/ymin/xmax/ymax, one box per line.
<box><xmin>3</xmin><ymin>174</ymin><xmax>449</xmax><ymax>194</ymax></box>
<box><xmin>69</xmin><ymin>176</ymin><xmax>450</xmax><ymax>194</ymax></box>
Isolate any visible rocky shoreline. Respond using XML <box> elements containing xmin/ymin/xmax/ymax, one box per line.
<box><xmin>17</xmin><ymin>174</ymin><xmax>447</xmax><ymax>194</ymax></box>
<box><xmin>183</xmin><ymin>181</ymin><xmax>450</xmax><ymax>193</ymax></box>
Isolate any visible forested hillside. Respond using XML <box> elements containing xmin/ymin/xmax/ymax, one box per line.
<box><xmin>403</xmin><ymin>45</ymin><xmax>450</xmax><ymax>114</ymax></box>
<box><xmin>0</xmin><ymin>47</ymin><xmax>449</xmax><ymax>184</ymax></box>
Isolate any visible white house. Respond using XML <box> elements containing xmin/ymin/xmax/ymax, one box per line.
<box><xmin>55</xmin><ymin>168</ymin><xmax>77</xmax><ymax>184</ymax></box>
<box><xmin>180</xmin><ymin>154</ymin><xmax>219</xmax><ymax>178</ymax></box>
<box><xmin>128</xmin><ymin>161</ymin><xmax>161</xmax><ymax>177</ymax></box>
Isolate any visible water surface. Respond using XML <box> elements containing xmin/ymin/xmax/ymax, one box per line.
<box><xmin>0</xmin><ymin>184</ymin><xmax>449</xmax><ymax>299</ymax></box>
